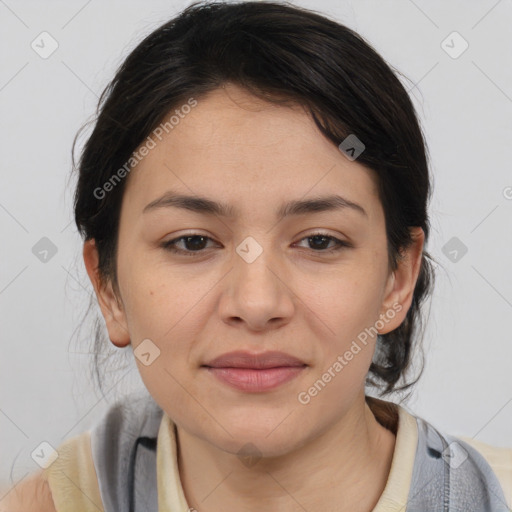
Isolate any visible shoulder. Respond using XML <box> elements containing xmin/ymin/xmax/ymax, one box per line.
<box><xmin>409</xmin><ymin>413</ymin><xmax>512</xmax><ymax>511</ymax></box>
<box><xmin>1</xmin><ymin>394</ymin><xmax>163</xmax><ymax>512</ymax></box>
<box><xmin>458</xmin><ymin>435</ymin><xmax>512</xmax><ymax>468</ymax></box>
<box><xmin>42</xmin><ymin>429</ymin><xmax>106</xmax><ymax>512</ymax></box>
<box><xmin>458</xmin><ymin>435</ymin><xmax>512</xmax><ymax>509</ymax></box>
<box><xmin>0</xmin><ymin>470</ymin><xmax>57</xmax><ymax>512</ymax></box>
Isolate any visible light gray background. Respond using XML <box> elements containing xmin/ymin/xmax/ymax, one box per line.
<box><xmin>1</xmin><ymin>0</ymin><xmax>511</xmax><ymax>487</ymax></box>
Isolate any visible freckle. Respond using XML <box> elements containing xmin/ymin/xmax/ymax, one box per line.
<box><xmin>150</xmin><ymin>290</ymin><xmax>154</xmax><ymax>295</ymax></box>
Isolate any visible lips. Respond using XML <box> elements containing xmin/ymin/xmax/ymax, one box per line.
<box><xmin>201</xmin><ymin>350</ymin><xmax>307</xmax><ymax>392</ymax></box>
<box><xmin>202</xmin><ymin>350</ymin><xmax>307</xmax><ymax>369</ymax></box>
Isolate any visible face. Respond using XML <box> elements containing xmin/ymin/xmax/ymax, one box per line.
<box><xmin>85</xmin><ymin>83</ymin><xmax>424</xmax><ymax>457</ymax></box>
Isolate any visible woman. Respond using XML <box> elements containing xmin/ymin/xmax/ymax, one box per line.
<box><xmin>4</xmin><ymin>1</ymin><xmax>511</xmax><ymax>511</ymax></box>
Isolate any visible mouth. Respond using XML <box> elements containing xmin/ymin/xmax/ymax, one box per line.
<box><xmin>201</xmin><ymin>350</ymin><xmax>307</xmax><ymax>392</ymax></box>
<box><xmin>202</xmin><ymin>366</ymin><xmax>306</xmax><ymax>392</ymax></box>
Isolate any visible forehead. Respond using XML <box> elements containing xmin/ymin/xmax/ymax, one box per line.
<box><xmin>121</xmin><ymin>85</ymin><xmax>381</xmax><ymax>222</ymax></box>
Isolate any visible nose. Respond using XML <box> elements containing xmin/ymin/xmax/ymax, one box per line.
<box><xmin>218</xmin><ymin>244</ymin><xmax>295</xmax><ymax>332</ymax></box>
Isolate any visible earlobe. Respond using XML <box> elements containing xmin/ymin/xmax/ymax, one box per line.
<box><xmin>82</xmin><ymin>239</ymin><xmax>131</xmax><ymax>348</ymax></box>
<box><xmin>378</xmin><ymin>227</ymin><xmax>425</xmax><ymax>334</ymax></box>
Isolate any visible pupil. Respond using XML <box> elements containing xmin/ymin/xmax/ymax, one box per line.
<box><xmin>310</xmin><ymin>235</ymin><xmax>329</xmax><ymax>250</ymax></box>
<box><xmin>186</xmin><ymin>236</ymin><xmax>207</xmax><ymax>250</ymax></box>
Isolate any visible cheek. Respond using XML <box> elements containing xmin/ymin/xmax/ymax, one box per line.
<box><xmin>303</xmin><ymin>267</ymin><xmax>383</xmax><ymax>329</ymax></box>
<box><xmin>125</xmin><ymin>273</ymin><xmax>202</xmax><ymax>409</ymax></box>
<box><xmin>118</xmin><ymin>253</ymin><xmax>196</xmax><ymax>338</ymax></box>
<box><xmin>122</xmin><ymin>267</ymin><xmax>209</xmax><ymax>387</ymax></box>
<box><xmin>303</xmin><ymin>270</ymin><xmax>384</xmax><ymax>375</ymax></box>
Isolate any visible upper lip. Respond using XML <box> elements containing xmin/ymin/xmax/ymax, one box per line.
<box><xmin>202</xmin><ymin>350</ymin><xmax>307</xmax><ymax>369</ymax></box>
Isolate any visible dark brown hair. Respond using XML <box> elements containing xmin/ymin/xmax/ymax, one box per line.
<box><xmin>71</xmin><ymin>0</ymin><xmax>437</xmax><ymax>399</ymax></box>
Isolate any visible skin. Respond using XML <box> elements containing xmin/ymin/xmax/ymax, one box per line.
<box><xmin>83</xmin><ymin>83</ymin><xmax>424</xmax><ymax>511</ymax></box>
<box><xmin>0</xmin><ymin>472</ymin><xmax>56</xmax><ymax>511</ymax></box>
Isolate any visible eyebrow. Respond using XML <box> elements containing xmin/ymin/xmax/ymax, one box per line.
<box><xmin>142</xmin><ymin>190</ymin><xmax>368</xmax><ymax>219</ymax></box>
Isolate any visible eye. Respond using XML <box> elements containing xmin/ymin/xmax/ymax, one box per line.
<box><xmin>294</xmin><ymin>232</ymin><xmax>352</xmax><ymax>253</ymax></box>
<box><xmin>160</xmin><ymin>234</ymin><xmax>217</xmax><ymax>256</ymax></box>
<box><xmin>160</xmin><ymin>231</ymin><xmax>352</xmax><ymax>257</ymax></box>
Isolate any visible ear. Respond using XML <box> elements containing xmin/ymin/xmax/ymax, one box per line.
<box><xmin>82</xmin><ymin>239</ymin><xmax>131</xmax><ymax>348</ymax></box>
<box><xmin>378</xmin><ymin>227</ymin><xmax>425</xmax><ymax>335</ymax></box>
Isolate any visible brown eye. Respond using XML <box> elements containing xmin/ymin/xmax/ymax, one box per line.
<box><xmin>295</xmin><ymin>232</ymin><xmax>352</xmax><ymax>252</ymax></box>
<box><xmin>161</xmin><ymin>234</ymin><xmax>216</xmax><ymax>256</ymax></box>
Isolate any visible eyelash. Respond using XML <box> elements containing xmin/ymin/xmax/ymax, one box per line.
<box><xmin>160</xmin><ymin>232</ymin><xmax>352</xmax><ymax>257</ymax></box>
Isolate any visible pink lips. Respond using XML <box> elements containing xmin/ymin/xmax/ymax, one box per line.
<box><xmin>202</xmin><ymin>350</ymin><xmax>307</xmax><ymax>392</ymax></box>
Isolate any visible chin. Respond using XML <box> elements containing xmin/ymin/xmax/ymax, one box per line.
<box><xmin>206</xmin><ymin>414</ymin><xmax>306</xmax><ymax>457</ymax></box>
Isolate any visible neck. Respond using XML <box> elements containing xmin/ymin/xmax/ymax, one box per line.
<box><xmin>175</xmin><ymin>393</ymin><xmax>397</xmax><ymax>512</ymax></box>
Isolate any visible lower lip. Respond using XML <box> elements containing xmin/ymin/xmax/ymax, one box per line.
<box><xmin>203</xmin><ymin>366</ymin><xmax>306</xmax><ymax>392</ymax></box>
